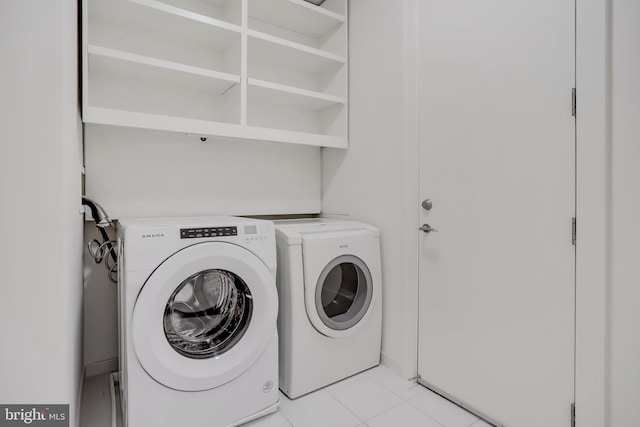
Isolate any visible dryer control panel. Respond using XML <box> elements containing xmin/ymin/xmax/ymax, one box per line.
<box><xmin>180</xmin><ymin>227</ymin><xmax>237</xmax><ymax>239</ymax></box>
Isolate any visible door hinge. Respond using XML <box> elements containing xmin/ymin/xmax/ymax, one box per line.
<box><xmin>572</xmin><ymin>218</ymin><xmax>577</xmax><ymax>245</ymax></box>
<box><xmin>571</xmin><ymin>403</ymin><xmax>576</xmax><ymax>427</ymax></box>
<box><xmin>571</xmin><ymin>88</ymin><xmax>577</xmax><ymax>116</ymax></box>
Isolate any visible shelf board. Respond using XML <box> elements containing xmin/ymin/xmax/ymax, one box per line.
<box><xmin>129</xmin><ymin>0</ymin><xmax>241</xmax><ymax>33</ymax></box>
<box><xmin>248</xmin><ymin>30</ymin><xmax>345</xmax><ymax>78</ymax></box>
<box><xmin>248</xmin><ymin>0</ymin><xmax>345</xmax><ymax>39</ymax></box>
<box><xmin>89</xmin><ymin>45</ymin><xmax>239</xmax><ymax>94</ymax></box>
<box><xmin>248</xmin><ymin>30</ymin><xmax>345</xmax><ymax>64</ymax></box>
<box><xmin>89</xmin><ymin>44</ymin><xmax>239</xmax><ymax>85</ymax></box>
<box><xmin>248</xmin><ymin>78</ymin><xmax>345</xmax><ymax>110</ymax></box>
<box><xmin>83</xmin><ymin>107</ymin><xmax>348</xmax><ymax>148</ymax></box>
<box><xmin>91</xmin><ymin>0</ymin><xmax>241</xmax><ymax>52</ymax></box>
<box><xmin>204</xmin><ymin>0</ymin><xmax>229</xmax><ymax>7</ymax></box>
<box><xmin>158</xmin><ymin>0</ymin><xmax>232</xmax><ymax>15</ymax></box>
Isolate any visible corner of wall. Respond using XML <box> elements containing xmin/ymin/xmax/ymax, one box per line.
<box><xmin>321</xmin><ymin>0</ymin><xmax>419</xmax><ymax>379</ymax></box>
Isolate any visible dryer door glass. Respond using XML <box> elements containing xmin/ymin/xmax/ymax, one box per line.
<box><xmin>163</xmin><ymin>269</ymin><xmax>253</xmax><ymax>359</ymax></box>
<box><xmin>315</xmin><ymin>255</ymin><xmax>373</xmax><ymax>331</ymax></box>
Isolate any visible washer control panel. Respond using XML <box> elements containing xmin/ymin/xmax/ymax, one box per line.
<box><xmin>180</xmin><ymin>226</ymin><xmax>237</xmax><ymax>239</ymax></box>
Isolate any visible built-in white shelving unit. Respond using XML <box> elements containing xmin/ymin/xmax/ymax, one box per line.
<box><xmin>82</xmin><ymin>0</ymin><xmax>348</xmax><ymax>148</ymax></box>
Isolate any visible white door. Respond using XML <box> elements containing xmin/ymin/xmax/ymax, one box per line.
<box><xmin>416</xmin><ymin>2</ymin><xmax>575</xmax><ymax>426</ymax></box>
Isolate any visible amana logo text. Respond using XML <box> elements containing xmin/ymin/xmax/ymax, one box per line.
<box><xmin>142</xmin><ymin>233</ymin><xmax>165</xmax><ymax>238</ymax></box>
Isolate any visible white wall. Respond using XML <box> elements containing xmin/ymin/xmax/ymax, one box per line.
<box><xmin>322</xmin><ymin>0</ymin><xmax>418</xmax><ymax>376</ymax></box>
<box><xmin>0</xmin><ymin>0</ymin><xmax>84</xmax><ymax>425</ymax></box>
<box><xmin>83</xmin><ymin>222</ymin><xmax>119</xmax><ymax>370</ymax></box>
<box><xmin>82</xmin><ymin>125</ymin><xmax>322</xmax><ymax>367</ymax></box>
<box><xmin>607</xmin><ymin>0</ymin><xmax>640</xmax><ymax>424</ymax></box>
<box><xmin>84</xmin><ymin>125</ymin><xmax>321</xmax><ymax>219</ymax></box>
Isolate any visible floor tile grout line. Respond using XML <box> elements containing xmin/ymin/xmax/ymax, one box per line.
<box><xmin>277</xmin><ymin>407</ymin><xmax>295</xmax><ymax>427</ymax></box>
<box><xmin>367</xmin><ymin>371</ymin><xmax>427</xmax><ymax>402</ymax></box>
<box><xmin>410</xmin><ymin>385</ymin><xmax>482</xmax><ymax>424</ymax></box>
<box><xmin>323</xmin><ymin>388</ymin><xmax>367</xmax><ymax>425</ymax></box>
<box><xmin>363</xmin><ymin>399</ymin><xmax>447</xmax><ymax>427</ymax></box>
<box><xmin>276</xmin><ymin>393</ymin><xmax>305</xmax><ymax>427</ymax></box>
<box><xmin>406</xmin><ymin>400</ymin><xmax>447</xmax><ymax>427</ymax></box>
<box><xmin>405</xmin><ymin>393</ymin><xmax>471</xmax><ymax>427</ymax></box>
<box><xmin>324</xmin><ymin>367</ymin><xmax>451</xmax><ymax>426</ymax></box>
<box><xmin>324</xmin><ymin>374</ymin><xmax>413</xmax><ymax>424</ymax></box>
<box><xmin>361</xmin><ymin>400</ymin><xmax>407</xmax><ymax>424</ymax></box>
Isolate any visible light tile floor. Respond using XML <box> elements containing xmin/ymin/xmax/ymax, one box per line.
<box><xmin>245</xmin><ymin>365</ymin><xmax>492</xmax><ymax>427</ymax></box>
<box><xmin>80</xmin><ymin>365</ymin><xmax>492</xmax><ymax>427</ymax></box>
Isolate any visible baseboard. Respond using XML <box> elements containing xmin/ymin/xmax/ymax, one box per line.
<box><xmin>85</xmin><ymin>358</ymin><xmax>118</xmax><ymax>378</ymax></box>
<box><xmin>380</xmin><ymin>351</ymin><xmax>402</xmax><ymax>375</ymax></box>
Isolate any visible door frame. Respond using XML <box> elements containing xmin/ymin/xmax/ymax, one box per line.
<box><xmin>399</xmin><ymin>0</ymin><xmax>609</xmax><ymax>425</ymax></box>
<box><xmin>574</xmin><ymin>0</ymin><xmax>608</xmax><ymax>426</ymax></box>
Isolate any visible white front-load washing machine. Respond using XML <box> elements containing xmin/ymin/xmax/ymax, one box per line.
<box><xmin>274</xmin><ymin>218</ymin><xmax>382</xmax><ymax>398</ymax></box>
<box><xmin>117</xmin><ymin>217</ymin><xmax>279</xmax><ymax>427</ymax></box>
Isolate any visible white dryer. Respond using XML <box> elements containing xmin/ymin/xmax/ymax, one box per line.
<box><xmin>274</xmin><ymin>218</ymin><xmax>382</xmax><ymax>398</ymax></box>
<box><xmin>117</xmin><ymin>217</ymin><xmax>279</xmax><ymax>427</ymax></box>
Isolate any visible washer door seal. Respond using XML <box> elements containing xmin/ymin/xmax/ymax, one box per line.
<box><xmin>314</xmin><ymin>255</ymin><xmax>373</xmax><ymax>332</ymax></box>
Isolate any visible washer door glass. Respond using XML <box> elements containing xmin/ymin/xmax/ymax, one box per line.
<box><xmin>315</xmin><ymin>255</ymin><xmax>373</xmax><ymax>331</ymax></box>
<box><xmin>164</xmin><ymin>269</ymin><xmax>252</xmax><ymax>359</ymax></box>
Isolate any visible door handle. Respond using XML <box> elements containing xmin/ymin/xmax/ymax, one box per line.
<box><xmin>418</xmin><ymin>224</ymin><xmax>438</xmax><ymax>233</ymax></box>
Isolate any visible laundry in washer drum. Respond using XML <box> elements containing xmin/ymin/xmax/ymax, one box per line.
<box><xmin>163</xmin><ymin>269</ymin><xmax>253</xmax><ymax>358</ymax></box>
